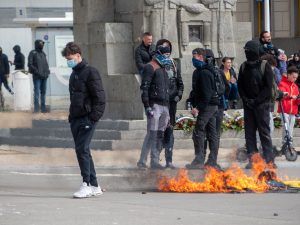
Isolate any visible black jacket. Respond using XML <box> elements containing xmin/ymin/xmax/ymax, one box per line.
<box><xmin>0</xmin><ymin>53</ymin><xmax>9</xmax><ymax>75</ymax></box>
<box><xmin>141</xmin><ymin>60</ymin><xmax>170</xmax><ymax>108</ymax></box>
<box><xmin>168</xmin><ymin>60</ymin><xmax>184</xmax><ymax>102</ymax></box>
<box><xmin>237</xmin><ymin>60</ymin><xmax>273</xmax><ymax>105</ymax></box>
<box><xmin>28</xmin><ymin>40</ymin><xmax>50</xmax><ymax>79</ymax></box>
<box><xmin>135</xmin><ymin>42</ymin><xmax>155</xmax><ymax>72</ymax></box>
<box><xmin>191</xmin><ymin>64</ymin><xmax>219</xmax><ymax>110</ymax></box>
<box><xmin>288</xmin><ymin>60</ymin><xmax>300</xmax><ymax>70</ymax></box>
<box><xmin>13</xmin><ymin>45</ymin><xmax>25</xmax><ymax>70</ymax></box>
<box><xmin>69</xmin><ymin>59</ymin><xmax>106</xmax><ymax>122</ymax></box>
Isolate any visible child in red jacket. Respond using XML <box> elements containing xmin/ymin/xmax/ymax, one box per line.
<box><xmin>278</xmin><ymin>66</ymin><xmax>300</xmax><ymax>146</ymax></box>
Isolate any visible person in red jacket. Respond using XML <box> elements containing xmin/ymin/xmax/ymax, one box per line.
<box><xmin>278</xmin><ymin>66</ymin><xmax>300</xmax><ymax>147</ymax></box>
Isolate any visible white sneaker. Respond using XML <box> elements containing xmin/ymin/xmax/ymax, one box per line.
<box><xmin>73</xmin><ymin>182</ymin><xmax>92</xmax><ymax>198</ymax></box>
<box><xmin>90</xmin><ymin>185</ymin><xmax>103</xmax><ymax>196</ymax></box>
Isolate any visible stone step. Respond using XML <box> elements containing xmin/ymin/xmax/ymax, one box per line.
<box><xmin>0</xmin><ymin>136</ymin><xmax>112</xmax><ymax>150</ymax></box>
<box><xmin>7</xmin><ymin>128</ymin><xmax>192</xmax><ymax>140</ymax></box>
<box><xmin>9</xmin><ymin>128</ymin><xmax>122</xmax><ymax>140</ymax></box>
<box><xmin>6</xmin><ymin>126</ymin><xmax>299</xmax><ymax>140</ymax></box>
<box><xmin>32</xmin><ymin>119</ymin><xmax>147</xmax><ymax>130</ymax></box>
<box><xmin>1</xmin><ymin>134</ymin><xmax>298</xmax><ymax>150</ymax></box>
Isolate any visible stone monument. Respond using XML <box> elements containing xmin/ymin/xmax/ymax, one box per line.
<box><xmin>73</xmin><ymin>0</ymin><xmax>251</xmax><ymax>119</ymax></box>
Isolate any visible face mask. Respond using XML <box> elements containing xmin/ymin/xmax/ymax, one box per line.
<box><xmin>192</xmin><ymin>58</ymin><xmax>206</xmax><ymax>68</ymax></box>
<box><xmin>67</xmin><ymin>59</ymin><xmax>78</xmax><ymax>68</ymax></box>
<box><xmin>264</xmin><ymin>42</ymin><xmax>273</xmax><ymax>50</ymax></box>
<box><xmin>155</xmin><ymin>53</ymin><xmax>172</xmax><ymax>67</ymax></box>
<box><xmin>37</xmin><ymin>44</ymin><xmax>44</xmax><ymax>50</ymax></box>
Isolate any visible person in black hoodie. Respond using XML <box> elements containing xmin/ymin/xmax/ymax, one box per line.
<box><xmin>11</xmin><ymin>45</ymin><xmax>25</xmax><ymax>70</ymax></box>
<box><xmin>134</xmin><ymin>32</ymin><xmax>155</xmax><ymax>76</ymax></box>
<box><xmin>185</xmin><ymin>48</ymin><xmax>220</xmax><ymax>169</ymax></box>
<box><xmin>28</xmin><ymin>40</ymin><xmax>50</xmax><ymax>113</ymax></box>
<box><xmin>0</xmin><ymin>46</ymin><xmax>14</xmax><ymax>96</ymax></box>
<box><xmin>62</xmin><ymin>42</ymin><xmax>106</xmax><ymax>198</ymax></box>
<box><xmin>238</xmin><ymin>40</ymin><xmax>276</xmax><ymax>169</ymax></box>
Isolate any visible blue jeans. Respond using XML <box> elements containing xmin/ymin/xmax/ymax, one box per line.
<box><xmin>33</xmin><ymin>78</ymin><xmax>47</xmax><ymax>112</ymax></box>
<box><xmin>228</xmin><ymin>82</ymin><xmax>239</xmax><ymax>100</ymax></box>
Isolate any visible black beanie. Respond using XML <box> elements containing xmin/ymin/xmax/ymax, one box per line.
<box><xmin>244</xmin><ymin>40</ymin><xmax>260</xmax><ymax>55</ymax></box>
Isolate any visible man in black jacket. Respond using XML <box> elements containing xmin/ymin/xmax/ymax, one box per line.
<box><xmin>137</xmin><ymin>39</ymin><xmax>171</xmax><ymax>169</ymax></box>
<box><xmin>11</xmin><ymin>45</ymin><xmax>25</xmax><ymax>70</ymax></box>
<box><xmin>0</xmin><ymin>46</ymin><xmax>14</xmax><ymax>96</ymax></box>
<box><xmin>134</xmin><ymin>32</ymin><xmax>155</xmax><ymax>76</ymax></box>
<box><xmin>238</xmin><ymin>40</ymin><xmax>276</xmax><ymax>169</ymax></box>
<box><xmin>62</xmin><ymin>42</ymin><xmax>106</xmax><ymax>198</ymax></box>
<box><xmin>185</xmin><ymin>48</ymin><xmax>220</xmax><ymax>169</ymax></box>
<box><xmin>259</xmin><ymin>31</ymin><xmax>279</xmax><ymax>57</ymax></box>
<box><xmin>28</xmin><ymin>40</ymin><xmax>50</xmax><ymax>113</ymax></box>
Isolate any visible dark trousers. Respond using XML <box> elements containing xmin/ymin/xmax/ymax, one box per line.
<box><xmin>70</xmin><ymin>116</ymin><xmax>98</xmax><ymax>186</ymax></box>
<box><xmin>203</xmin><ymin>107</ymin><xmax>224</xmax><ymax>156</ymax></box>
<box><xmin>193</xmin><ymin>105</ymin><xmax>218</xmax><ymax>164</ymax></box>
<box><xmin>164</xmin><ymin>101</ymin><xmax>177</xmax><ymax>163</ymax></box>
<box><xmin>0</xmin><ymin>74</ymin><xmax>13</xmax><ymax>93</ymax></box>
<box><xmin>33</xmin><ymin>78</ymin><xmax>47</xmax><ymax>112</ymax></box>
<box><xmin>244</xmin><ymin>103</ymin><xmax>274</xmax><ymax>163</ymax></box>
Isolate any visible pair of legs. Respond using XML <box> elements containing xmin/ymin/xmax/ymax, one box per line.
<box><xmin>138</xmin><ymin>104</ymin><xmax>169</xmax><ymax>168</ymax></box>
<box><xmin>244</xmin><ymin>103</ymin><xmax>274</xmax><ymax>165</ymax></box>
<box><xmin>225</xmin><ymin>82</ymin><xmax>238</xmax><ymax>109</ymax></box>
<box><xmin>188</xmin><ymin>105</ymin><xmax>219</xmax><ymax>168</ymax></box>
<box><xmin>33</xmin><ymin>78</ymin><xmax>47</xmax><ymax>112</ymax></box>
<box><xmin>164</xmin><ymin>101</ymin><xmax>177</xmax><ymax>167</ymax></box>
<box><xmin>70</xmin><ymin>116</ymin><xmax>98</xmax><ymax>187</ymax></box>
<box><xmin>204</xmin><ymin>107</ymin><xmax>224</xmax><ymax>154</ymax></box>
<box><xmin>281</xmin><ymin>113</ymin><xmax>296</xmax><ymax>146</ymax></box>
<box><xmin>0</xmin><ymin>74</ymin><xmax>14</xmax><ymax>94</ymax></box>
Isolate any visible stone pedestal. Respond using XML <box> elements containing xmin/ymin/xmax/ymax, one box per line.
<box><xmin>73</xmin><ymin>0</ymin><xmax>252</xmax><ymax>119</ymax></box>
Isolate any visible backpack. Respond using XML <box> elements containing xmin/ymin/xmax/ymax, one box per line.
<box><xmin>240</xmin><ymin>60</ymin><xmax>278</xmax><ymax>102</ymax></box>
<box><xmin>207</xmin><ymin>66</ymin><xmax>226</xmax><ymax>97</ymax></box>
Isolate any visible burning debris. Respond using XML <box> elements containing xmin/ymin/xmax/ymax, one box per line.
<box><xmin>158</xmin><ymin>154</ymin><xmax>300</xmax><ymax>193</ymax></box>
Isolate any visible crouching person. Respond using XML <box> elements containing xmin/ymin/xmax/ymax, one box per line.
<box><xmin>137</xmin><ymin>39</ymin><xmax>171</xmax><ymax>169</ymax></box>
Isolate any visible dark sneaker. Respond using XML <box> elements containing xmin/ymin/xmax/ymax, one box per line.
<box><xmin>150</xmin><ymin>163</ymin><xmax>165</xmax><ymax>170</ymax></box>
<box><xmin>137</xmin><ymin>162</ymin><xmax>148</xmax><ymax>169</ymax></box>
<box><xmin>165</xmin><ymin>162</ymin><xmax>176</xmax><ymax>169</ymax></box>
<box><xmin>204</xmin><ymin>162</ymin><xmax>223</xmax><ymax>171</ymax></box>
<box><xmin>245</xmin><ymin>161</ymin><xmax>252</xmax><ymax>169</ymax></box>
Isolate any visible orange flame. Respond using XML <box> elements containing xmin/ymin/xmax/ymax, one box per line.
<box><xmin>159</xmin><ymin>153</ymin><xmax>279</xmax><ymax>193</ymax></box>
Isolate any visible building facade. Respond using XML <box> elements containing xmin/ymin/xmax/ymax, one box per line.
<box><xmin>73</xmin><ymin>0</ymin><xmax>251</xmax><ymax>119</ymax></box>
<box><xmin>236</xmin><ymin>0</ymin><xmax>300</xmax><ymax>55</ymax></box>
<box><xmin>0</xmin><ymin>0</ymin><xmax>73</xmax><ymax>110</ymax></box>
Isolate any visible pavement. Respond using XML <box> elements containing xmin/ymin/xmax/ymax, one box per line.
<box><xmin>1</xmin><ymin>145</ymin><xmax>300</xmax><ymax>225</ymax></box>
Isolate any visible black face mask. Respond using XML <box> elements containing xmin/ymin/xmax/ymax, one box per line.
<box><xmin>38</xmin><ymin>44</ymin><xmax>44</xmax><ymax>50</ymax></box>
